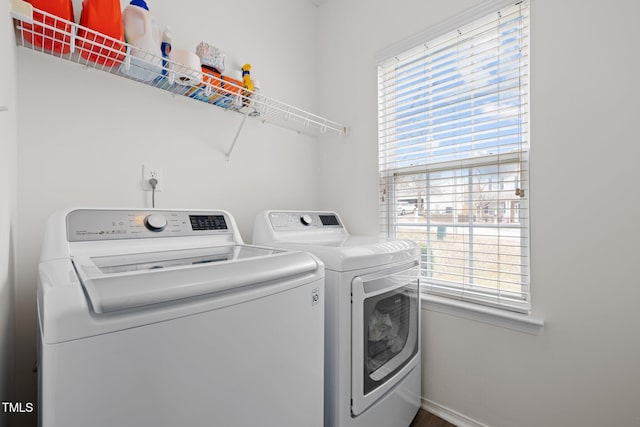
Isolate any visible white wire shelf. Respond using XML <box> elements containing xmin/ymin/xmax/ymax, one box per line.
<box><xmin>10</xmin><ymin>1</ymin><xmax>348</xmax><ymax>141</ymax></box>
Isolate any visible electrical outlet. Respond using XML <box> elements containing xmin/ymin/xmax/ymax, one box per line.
<box><xmin>142</xmin><ymin>165</ymin><xmax>163</xmax><ymax>191</ymax></box>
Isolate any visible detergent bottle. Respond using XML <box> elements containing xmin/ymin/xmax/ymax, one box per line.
<box><xmin>23</xmin><ymin>0</ymin><xmax>75</xmax><ymax>53</ymax></box>
<box><xmin>76</xmin><ymin>0</ymin><xmax>126</xmax><ymax>66</ymax></box>
<box><xmin>121</xmin><ymin>0</ymin><xmax>163</xmax><ymax>81</ymax></box>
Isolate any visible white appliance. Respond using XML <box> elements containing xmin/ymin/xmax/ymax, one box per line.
<box><xmin>253</xmin><ymin>211</ymin><xmax>421</xmax><ymax>427</ymax></box>
<box><xmin>38</xmin><ymin>208</ymin><xmax>325</xmax><ymax>427</ymax></box>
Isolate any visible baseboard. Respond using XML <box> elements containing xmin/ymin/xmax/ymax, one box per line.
<box><xmin>421</xmin><ymin>398</ymin><xmax>488</xmax><ymax>427</ymax></box>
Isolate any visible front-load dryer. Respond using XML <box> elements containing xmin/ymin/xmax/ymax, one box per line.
<box><xmin>38</xmin><ymin>208</ymin><xmax>325</xmax><ymax>427</ymax></box>
<box><xmin>253</xmin><ymin>210</ymin><xmax>421</xmax><ymax>427</ymax></box>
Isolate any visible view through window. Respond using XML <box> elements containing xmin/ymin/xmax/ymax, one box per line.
<box><xmin>378</xmin><ymin>1</ymin><xmax>530</xmax><ymax>313</ymax></box>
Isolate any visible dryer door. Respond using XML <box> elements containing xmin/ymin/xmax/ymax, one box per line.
<box><xmin>351</xmin><ymin>261</ymin><xmax>420</xmax><ymax>416</ymax></box>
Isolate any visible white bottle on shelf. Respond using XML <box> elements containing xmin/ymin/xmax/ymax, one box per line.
<box><xmin>121</xmin><ymin>0</ymin><xmax>163</xmax><ymax>82</ymax></box>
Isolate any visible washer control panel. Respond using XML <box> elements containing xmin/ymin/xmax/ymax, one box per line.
<box><xmin>67</xmin><ymin>209</ymin><xmax>232</xmax><ymax>241</ymax></box>
<box><xmin>268</xmin><ymin>211</ymin><xmax>343</xmax><ymax>231</ymax></box>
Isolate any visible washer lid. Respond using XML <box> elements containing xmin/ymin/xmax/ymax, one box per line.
<box><xmin>264</xmin><ymin>236</ymin><xmax>420</xmax><ymax>272</ymax></box>
<box><xmin>72</xmin><ymin>245</ymin><xmax>319</xmax><ymax>313</ymax></box>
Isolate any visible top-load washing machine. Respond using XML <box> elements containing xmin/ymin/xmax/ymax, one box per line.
<box><xmin>37</xmin><ymin>208</ymin><xmax>325</xmax><ymax>427</ymax></box>
<box><xmin>253</xmin><ymin>210</ymin><xmax>422</xmax><ymax>427</ymax></box>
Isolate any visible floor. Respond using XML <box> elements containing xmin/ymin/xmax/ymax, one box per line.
<box><xmin>410</xmin><ymin>408</ymin><xmax>457</xmax><ymax>427</ymax></box>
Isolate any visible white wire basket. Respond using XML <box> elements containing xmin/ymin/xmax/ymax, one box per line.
<box><xmin>11</xmin><ymin>2</ymin><xmax>348</xmax><ymax>138</ymax></box>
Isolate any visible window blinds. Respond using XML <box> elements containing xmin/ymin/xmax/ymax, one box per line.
<box><xmin>378</xmin><ymin>1</ymin><xmax>530</xmax><ymax>313</ymax></box>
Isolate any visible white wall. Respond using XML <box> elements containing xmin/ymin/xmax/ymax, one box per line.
<box><xmin>13</xmin><ymin>0</ymin><xmax>324</xmax><ymax>424</ymax></box>
<box><xmin>318</xmin><ymin>0</ymin><xmax>640</xmax><ymax>426</ymax></box>
<box><xmin>0</xmin><ymin>0</ymin><xmax>17</xmax><ymax>425</ymax></box>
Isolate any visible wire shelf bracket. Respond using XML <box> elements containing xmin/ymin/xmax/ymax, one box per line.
<box><xmin>226</xmin><ymin>112</ymin><xmax>249</xmax><ymax>161</ymax></box>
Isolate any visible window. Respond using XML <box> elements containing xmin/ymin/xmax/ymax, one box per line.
<box><xmin>378</xmin><ymin>1</ymin><xmax>530</xmax><ymax>313</ymax></box>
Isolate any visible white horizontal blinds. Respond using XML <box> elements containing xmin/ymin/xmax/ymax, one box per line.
<box><xmin>379</xmin><ymin>3</ymin><xmax>529</xmax><ymax>170</ymax></box>
<box><xmin>378</xmin><ymin>1</ymin><xmax>530</xmax><ymax>313</ymax></box>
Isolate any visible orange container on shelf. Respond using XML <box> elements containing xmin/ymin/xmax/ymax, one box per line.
<box><xmin>188</xmin><ymin>66</ymin><xmax>243</xmax><ymax>108</ymax></box>
<box><xmin>203</xmin><ymin>67</ymin><xmax>243</xmax><ymax>95</ymax></box>
<box><xmin>76</xmin><ymin>0</ymin><xmax>126</xmax><ymax>66</ymax></box>
<box><xmin>23</xmin><ymin>0</ymin><xmax>75</xmax><ymax>54</ymax></box>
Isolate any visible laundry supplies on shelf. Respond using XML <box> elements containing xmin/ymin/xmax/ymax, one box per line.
<box><xmin>11</xmin><ymin>0</ymin><xmax>348</xmax><ymax>140</ymax></box>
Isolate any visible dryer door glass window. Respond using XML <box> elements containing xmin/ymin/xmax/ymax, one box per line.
<box><xmin>363</xmin><ymin>284</ymin><xmax>418</xmax><ymax>395</ymax></box>
<box><xmin>351</xmin><ymin>263</ymin><xmax>420</xmax><ymax>415</ymax></box>
<box><xmin>366</xmin><ymin>290</ymin><xmax>409</xmax><ymax>374</ymax></box>
<box><xmin>353</xmin><ymin>267</ymin><xmax>419</xmax><ymax>395</ymax></box>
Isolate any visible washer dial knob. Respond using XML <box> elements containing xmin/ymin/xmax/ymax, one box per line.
<box><xmin>300</xmin><ymin>215</ymin><xmax>313</xmax><ymax>226</ymax></box>
<box><xmin>144</xmin><ymin>214</ymin><xmax>167</xmax><ymax>232</ymax></box>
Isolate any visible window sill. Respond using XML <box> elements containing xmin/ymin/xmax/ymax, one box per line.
<box><xmin>421</xmin><ymin>294</ymin><xmax>544</xmax><ymax>335</ymax></box>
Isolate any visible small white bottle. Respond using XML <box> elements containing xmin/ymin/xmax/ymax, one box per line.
<box><xmin>161</xmin><ymin>26</ymin><xmax>172</xmax><ymax>76</ymax></box>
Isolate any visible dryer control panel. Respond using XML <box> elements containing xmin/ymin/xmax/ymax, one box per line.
<box><xmin>268</xmin><ymin>211</ymin><xmax>343</xmax><ymax>231</ymax></box>
<box><xmin>66</xmin><ymin>209</ymin><xmax>233</xmax><ymax>241</ymax></box>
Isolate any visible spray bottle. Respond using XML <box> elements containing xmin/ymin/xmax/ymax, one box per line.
<box><xmin>241</xmin><ymin>64</ymin><xmax>254</xmax><ymax>107</ymax></box>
